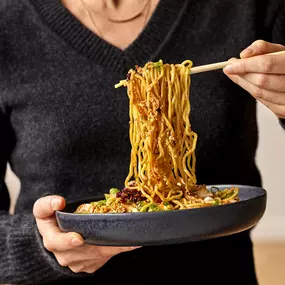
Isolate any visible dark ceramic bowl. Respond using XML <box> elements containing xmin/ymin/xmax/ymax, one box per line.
<box><xmin>56</xmin><ymin>185</ymin><xmax>267</xmax><ymax>246</ymax></box>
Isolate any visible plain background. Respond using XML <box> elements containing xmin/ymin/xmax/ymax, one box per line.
<box><xmin>4</xmin><ymin>101</ymin><xmax>285</xmax><ymax>242</ymax></box>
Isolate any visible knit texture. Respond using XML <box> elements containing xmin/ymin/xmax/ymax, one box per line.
<box><xmin>0</xmin><ymin>0</ymin><xmax>284</xmax><ymax>284</ymax></box>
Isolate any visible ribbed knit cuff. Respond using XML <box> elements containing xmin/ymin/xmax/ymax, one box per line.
<box><xmin>34</xmin><ymin>225</ymin><xmax>89</xmax><ymax>280</ymax></box>
<box><xmin>0</xmin><ymin>213</ymin><xmax>87</xmax><ymax>284</ymax></box>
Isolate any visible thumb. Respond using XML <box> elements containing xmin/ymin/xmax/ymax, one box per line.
<box><xmin>33</xmin><ymin>195</ymin><xmax>66</xmax><ymax>219</ymax></box>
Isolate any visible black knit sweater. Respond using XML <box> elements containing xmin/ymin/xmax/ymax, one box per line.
<box><xmin>0</xmin><ymin>0</ymin><xmax>284</xmax><ymax>284</ymax></box>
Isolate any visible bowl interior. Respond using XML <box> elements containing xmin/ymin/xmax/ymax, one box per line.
<box><xmin>60</xmin><ymin>185</ymin><xmax>266</xmax><ymax>215</ymax></box>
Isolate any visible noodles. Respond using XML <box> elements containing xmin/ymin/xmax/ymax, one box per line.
<box><xmin>75</xmin><ymin>60</ymin><xmax>239</xmax><ymax>214</ymax></box>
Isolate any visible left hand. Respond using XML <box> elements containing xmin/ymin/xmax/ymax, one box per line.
<box><xmin>223</xmin><ymin>40</ymin><xmax>285</xmax><ymax>119</ymax></box>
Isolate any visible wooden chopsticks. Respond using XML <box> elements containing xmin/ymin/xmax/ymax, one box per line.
<box><xmin>189</xmin><ymin>50</ymin><xmax>285</xmax><ymax>74</ymax></box>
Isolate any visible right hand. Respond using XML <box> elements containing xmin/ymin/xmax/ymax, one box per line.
<box><xmin>33</xmin><ymin>195</ymin><xmax>140</xmax><ymax>273</ymax></box>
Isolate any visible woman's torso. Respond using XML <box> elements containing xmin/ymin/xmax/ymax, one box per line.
<box><xmin>1</xmin><ymin>0</ymin><xmax>279</xmax><ymax>283</ymax></box>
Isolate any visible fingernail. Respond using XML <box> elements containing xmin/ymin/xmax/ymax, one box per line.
<box><xmin>224</xmin><ymin>64</ymin><xmax>235</xmax><ymax>74</ymax></box>
<box><xmin>51</xmin><ymin>198</ymin><xmax>61</xmax><ymax>210</ymax></box>
<box><xmin>241</xmin><ymin>48</ymin><xmax>253</xmax><ymax>57</ymax></box>
<box><xmin>72</xmin><ymin>237</ymin><xmax>84</xmax><ymax>246</ymax></box>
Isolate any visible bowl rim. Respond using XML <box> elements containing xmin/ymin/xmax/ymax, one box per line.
<box><xmin>56</xmin><ymin>184</ymin><xmax>267</xmax><ymax>218</ymax></box>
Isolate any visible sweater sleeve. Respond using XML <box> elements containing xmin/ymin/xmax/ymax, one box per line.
<box><xmin>0</xmin><ymin>109</ymin><xmax>86</xmax><ymax>284</ymax></box>
<box><xmin>271</xmin><ymin>1</ymin><xmax>285</xmax><ymax>130</ymax></box>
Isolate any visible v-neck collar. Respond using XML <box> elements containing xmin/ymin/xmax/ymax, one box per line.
<box><xmin>30</xmin><ymin>0</ymin><xmax>188</xmax><ymax>74</ymax></box>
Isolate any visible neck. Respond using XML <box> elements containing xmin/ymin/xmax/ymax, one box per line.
<box><xmin>61</xmin><ymin>0</ymin><xmax>157</xmax><ymax>50</ymax></box>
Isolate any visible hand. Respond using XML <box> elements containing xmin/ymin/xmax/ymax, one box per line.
<box><xmin>33</xmin><ymin>195</ymin><xmax>139</xmax><ymax>273</ymax></box>
<box><xmin>223</xmin><ymin>40</ymin><xmax>285</xmax><ymax>119</ymax></box>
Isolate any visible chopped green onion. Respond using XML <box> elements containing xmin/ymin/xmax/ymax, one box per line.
<box><xmin>97</xmin><ymin>200</ymin><xmax>106</xmax><ymax>206</ymax></box>
<box><xmin>110</xmin><ymin>188</ymin><xmax>120</xmax><ymax>195</ymax></box>
<box><xmin>153</xmin><ymin>62</ymin><xmax>161</xmax><ymax>68</ymax></box>
<box><xmin>140</xmin><ymin>203</ymin><xmax>151</xmax><ymax>212</ymax></box>
<box><xmin>149</xmin><ymin>203</ymin><xmax>161</xmax><ymax>212</ymax></box>
<box><xmin>214</xmin><ymin>197</ymin><xmax>221</xmax><ymax>205</ymax></box>
<box><xmin>153</xmin><ymin>60</ymin><xmax>163</xmax><ymax>70</ymax></box>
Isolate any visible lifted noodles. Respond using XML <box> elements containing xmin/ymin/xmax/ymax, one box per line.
<box><xmin>75</xmin><ymin>60</ymin><xmax>239</xmax><ymax>214</ymax></box>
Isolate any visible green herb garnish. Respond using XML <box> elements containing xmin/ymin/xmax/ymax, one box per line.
<box><xmin>149</xmin><ymin>203</ymin><xmax>161</xmax><ymax>212</ymax></box>
<box><xmin>97</xmin><ymin>200</ymin><xmax>107</xmax><ymax>206</ymax></box>
<box><xmin>110</xmin><ymin>188</ymin><xmax>120</xmax><ymax>195</ymax></box>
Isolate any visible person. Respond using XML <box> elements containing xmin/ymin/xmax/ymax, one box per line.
<box><xmin>0</xmin><ymin>0</ymin><xmax>284</xmax><ymax>284</ymax></box>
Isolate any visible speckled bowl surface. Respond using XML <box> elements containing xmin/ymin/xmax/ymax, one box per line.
<box><xmin>56</xmin><ymin>185</ymin><xmax>267</xmax><ymax>246</ymax></box>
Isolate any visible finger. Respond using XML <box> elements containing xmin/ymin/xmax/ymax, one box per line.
<box><xmin>224</xmin><ymin>73</ymin><xmax>285</xmax><ymax>105</ymax></box>
<box><xmin>53</xmin><ymin>244</ymin><xmax>98</xmax><ymax>265</ymax></box>
<box><xmin>241</xmin><ymin>73</ymin><xmax>285</xmax><ymax>92</ymax></box>
<box><xmin>68</xmin><ymin>260</ymin><xmax>106</xmax><ymax>274</ymax></box>
<box><xmin>37</xmin><ymin>218</ymin><xmax>84</xmax><ymax>252</ymax></box>
<box><xmin>54</xmin><ymin>242</ymin><xmax>140</xmax><ymax>266</ymax></box>
<box><xmin>240</xmin><ymin>40</ymin><xmax>285</xmax><ymax>58</ymax></box>
<box><xmin>33</xmin><ymin>195</ymin><xmax>66</xmax><ymax>219</ymax></box>
<box><xmin>258</xmin><ymin>98</ymin><xmax>285</xmax><ymax>119</ymax></box>
<box><xmin>81</xmin><ymin>265</ymin><xmax>102</xmax><ymax>274</ymax></box>
<box><xmin>53</xmin><ymin>243</ymin><xmax>139</xmax><ymax>266</ymax></box>
<box><xmin>55</xmin><ymin>250</ymin><xmax>107</xmax><ymax>268</ymax></box>
<box><xmin>34</xmin><ymin>195</ymin><xmax>84</xmax><ymax>251</ymax></box>
<box><xmin>224</xmin><ymin>53</ymin><xmax>285</xmax><ymax>75</ymax></box>
<box><xmin>96</xmin><ymin>245</ymin><xmax>141</xmax><ymax>258</ymax></box>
